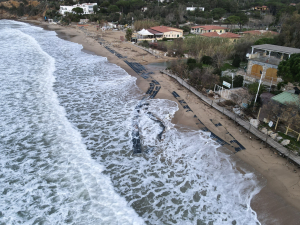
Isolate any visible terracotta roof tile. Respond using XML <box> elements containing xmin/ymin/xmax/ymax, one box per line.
<box><xmin>200</xmin><ymin>32</ymin><xmax>220</xmax><ymax>37</ymax></box>
<box><xmin>150</xmin><ymin>26</ymin><xmax>183</xmax><ymax>33</ymax></box>
<box><xmin>219</xmin><ymin>32</ymin><xmax>241</xmax><ymax>38</ymax></box>
<box><xmin>191</xmin><ymin>25</ymin><xmax>226</xmax><ymax>30</ymax></box>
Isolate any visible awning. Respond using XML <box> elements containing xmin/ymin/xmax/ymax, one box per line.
<box><xmin>137</xmin><ymin>29</ymin><xmax>154</xmax><ymax>36</ymax></box>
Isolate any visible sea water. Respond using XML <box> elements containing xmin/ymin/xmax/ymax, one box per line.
<box><xmin>0</xmin><ymin>20</ymin><xmax>262</xmax><ymax>225</ymax></box>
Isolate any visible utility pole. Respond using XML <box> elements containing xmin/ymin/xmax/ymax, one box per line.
<box><xmin>253</xmin><ymin>70</ymin><xmax>262</xmax><ymax>112</ymax></box>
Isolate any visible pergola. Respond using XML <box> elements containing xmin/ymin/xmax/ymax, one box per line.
<box><xmin>137</xmin><ymin>29</ymin><xmax>154</xmax><ymax>39</ymax></box>
<box><xmin>251</xmin><ymin>44</ymin><xmax>300</xmax><ymax>58</ymax></box>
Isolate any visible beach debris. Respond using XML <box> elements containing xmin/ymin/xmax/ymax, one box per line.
<box><xmin>276</xmin><ymin>136</ymin><xmax>283</xmax><ymax>141</ymax></box>
<box><xmin>261</xmin><ymin>127</ymin><xmax>268</xmax><ymax>134</ymax></box>
<box><xmin>270</xmin><ymin>133</ymin><xmax>278</xmax><ymax>139</ymax></box>
<box><xmin>250</xmin><ymin>119</ymin><xmax>259</xmax><ymax>128</ymax></box>
<box><xmin>281</xmin><ymin>139</ymin><xmax>290</xmax><ymax>146</ymax></box>
<box><xmin>233</xmin><ymin>107</ymin><xmax>241</xmax><ymax>115</ymax></box>
<box><xmin>263</xmin><ymin>118</ymin><xmax>269</xmax><ymax>123</ymax></box>
<box><xmin>267</xmin><ymin>130</ymin><xmax>273</xmax><ymax>136</ymax></box>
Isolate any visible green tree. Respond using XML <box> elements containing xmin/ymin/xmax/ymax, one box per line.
<box><xmin>225</xmin><ymin>15</ymin><xmax>239</xmax><ymax>29</ymax></box>
<box><xmin>125</xmin><ymin>28</ymin><xmax>133</xmax><ymax>41</ymax></box>
<box><xmin>254</xmin><ymin>37</ymin><xmax>276</xmax><ymax>45</ymax></box>
<box><xmin>232</xmin><ymin>55</ymin><xmax>241</xmax><ymax>67</ymax></box>
<box><xmin>277</xmin><ymin>53</ymin><xmax>300</xmax><ymax>85</ymax></box>
<box><xmin>233</xmin><ymin>75</ymin><xmax>244</xmax><ymax>87</ymax></box>
<box><xmin>100</xmin><ymin>1</ymin><xmax>110</xmax><ymax>7</ymax></box>
<box><xmin>72</xmin><ymin>7</ymin><xmax>83</xmax><ymax>15</ymax></box>
<box><xmin>108</xmin><ymin>5</ymin><xmax>119</xmax><ymax>13</ymax></box>
<box><xmin>248</xmin><ymin>82</ymin><xmax>265</xmax><ymax>95</ymax></box>
<box><xmin>93</xmin><ymin>5</ymin><xmax>98</xmax><ymax>13</ymax></box>
<box><xmin>201</xmin><ymin>55</ymin><xmax>213</xmax><ymax>65</ymax></box>
<box><xmin>278</xmin><ymin>13</ymin><xmax>300</xmax><ymax>48</ymax></box>
<box><xmin>211</xmin><ymin>8</ymin><xmax>226</xmax><ymax>20</ymax></box>
<box><xmin>235</xmin><ymin>12</ymin><xmax>249</xmax><ymax>31</ymax></box>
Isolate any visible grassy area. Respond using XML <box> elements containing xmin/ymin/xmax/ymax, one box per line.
<box><xmin>258</xmin><ymin>123</ymin><xmax>300</xmax><ymax>153</ymax></box>
<box><xmin>220</xmin><ymin>63</ymin><xmax>236</xmax><ymax>71</ymax></box>
<box><xmin>202</xmin><ymin>64</ymin><xmax>211</xmax><ymax>68</ymax></box>
<box><xmin>278</xmin><ymin>132</ymin><xmax>300</xmax><ymax>153</ymax></box>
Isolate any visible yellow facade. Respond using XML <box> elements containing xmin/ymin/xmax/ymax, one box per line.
<box><xmin>202</xmin><ymin>29</ymin><xmax>226</xmax><ymax>34</ymax></box>
<box><xmin>162</xmin><ymin>30</ymin><xmax>183</xmax><ymax>38</ymax></box>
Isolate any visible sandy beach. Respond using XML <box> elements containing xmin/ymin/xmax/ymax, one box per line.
<box><xmin>24</xmin><ymin>20</ymin><xmax>300</xmax><ymax>224</ymax></box>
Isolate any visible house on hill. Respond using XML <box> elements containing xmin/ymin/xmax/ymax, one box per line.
<box><xmin>186</xmin><ymin>6</ymin><xmax>204</xmax><ymax>11</ymax></box>
<box><xmin>246</xmin><ymin>44</ymin><xmax>300</xmax><ymax>85</ymax></box>
<box><xmin>59</xmin><ymin>3</ymin><xmax>97</xmax><ymax>15</ymax></box>
<box><xmin>252</xmin><ymin>6</ymin><xmax>269</xmax><ymax>11</ymax></box>
<box><xmin>191</xmin><ymin>25</ymin><xmax>227</xmax><ymax>34</ymax></box>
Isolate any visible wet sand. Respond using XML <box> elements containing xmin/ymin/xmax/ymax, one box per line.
<box><xmin>22</xmin><ymin>20</ymin><xmax>300</xmax><ymax>224</ymax></box>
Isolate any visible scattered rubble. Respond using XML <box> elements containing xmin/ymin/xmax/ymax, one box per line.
<box><xmin>281</xmin><ymin>139</ymin><xmax>291</xmax><ymax>146</ymax></box>
<box><xmin>250</xmin><ymin>119</ymin><xmax>259</xmax><ymax>128</ymax></box>
<box><xmin>276</xmin><ymin>136</ymin><xmax>283</xmax><ymax>141</ymax></box>
<box><xmin>261</xmin><ymin>127</ymin><xmax>268</xmax><ymax>134</ymax></box>
<box><xmin>270</xmin><ymin>133</ymin><xmax>278</xmax><ymax>139</ymax></box>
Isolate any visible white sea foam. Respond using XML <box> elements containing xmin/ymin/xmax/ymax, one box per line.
<box><xmin>0</xmin><ymin>22</ymin><xmax>144</xmax><ymax>225</ymax></box>
<box><xmin>0</xmin><ymin>20</ymin><xmax>262</xmax><ymax>225</ymax></box>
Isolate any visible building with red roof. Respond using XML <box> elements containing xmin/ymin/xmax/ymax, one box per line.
<box><xmin>200</xmin><ymin>32</ymin><xmax>241</xmax><ymax>41</ymax></box>
<box><xmin>136</xmin><ymin>26</ymin><xmax>183</xmax><ymax>41</ymax></box>
<box><xmin>191</xmin><ymin>25</ymin><xmax>227</xmax><ymax>34</ymax></box>
<box><xmin>200</xmin><ymin>32</ymin><xmax>220</xmax><ymax>37</ymax></box>
<box><xmin>219</xmin><ymin>32</ymin><xmax>241</xmax><ymax>39</ymax></box>
<box><xmin>149</xmin><ymin>26</ymin><xmax>183</xmax><ymax>38</ymax></box>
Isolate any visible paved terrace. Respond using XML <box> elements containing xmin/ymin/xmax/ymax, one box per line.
<box><xmin>161</xmin><ymin>70</ymin><xmax>300</xmax><ymax>166</ymax></box>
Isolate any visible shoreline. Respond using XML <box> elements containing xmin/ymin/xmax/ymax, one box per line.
<box><xmin>18</xmin><ymin>19</ymin><xmax>300</xmax><ymax>224</ymax></box>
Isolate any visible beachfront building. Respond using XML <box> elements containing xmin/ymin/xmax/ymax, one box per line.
<box><xmin>59</xmin><ymin>3</ymin><xmax>97</xmax><ymax>15</ymax></box>
<box><xmin>246</xmin><ymin>44</ymin><xmax>300</xmax><ymax>85</ymax></box>
<box><xmin>186</xmin><ymin>6</ymin><xmax>205</xmax><ymax>11</ymax></box>
<box><xmin>191</xmin><ymin>25</ymin><xmax>227</xmax><ymax>34</ymax></box>
<box><xmin>136</xmin><ymin>26</ymin><xmax>183</xmax><ymax>41</ymax></box>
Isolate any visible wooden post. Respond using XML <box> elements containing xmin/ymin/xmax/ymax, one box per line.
<box><xmin>275</xmin><ymin>117</ymin><xmax>279</xmax><ymax>130</ymax></box>
<box><xmin>297</xmin><ymin>133</ymin><xmax>300</xmax><ymax>142</ymax></box>
<box><xmin>285</xmin><ymin>124</ymin><xmax>289</xmax><ymax>135</ymax></box>
<box><xmin>257</xmin><ymin>107</ymin><xmax>261</xmax><ymax>120</ymax></box>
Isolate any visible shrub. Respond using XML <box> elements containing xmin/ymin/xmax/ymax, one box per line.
<box><xmin>187</xmin><ymin>58</ymin><xmax>196</xmax><ymax>64</ymax></box>
<box><xmin>232</xmin><ymin>56</ymin><xmax>241</xmax><ymax>67</ymax></box>
<box><xmin>201</xmin><ymin>55</ymin><xmax>213</xmax><ymax>65</ymax></box>
<box><xmin>139</xmin><ymin>40</ymin><xmax>149</xmax><ymax>48</ymax></box>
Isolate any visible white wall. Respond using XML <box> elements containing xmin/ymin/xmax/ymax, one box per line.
<box><xmin>59</xmin><ymin>3</ymin><xmax>97</xmax><ymax>15</ymax></box>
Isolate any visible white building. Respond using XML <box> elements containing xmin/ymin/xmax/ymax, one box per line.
<box><xmin>59</xmin><ymin>3</ymin><xmax>97</xmax><ymax>15</ymax></box>
<box><xmin>186</xmin><ymin>7</ymin><xmax>204</xmax><ymax>11</ymax></box>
